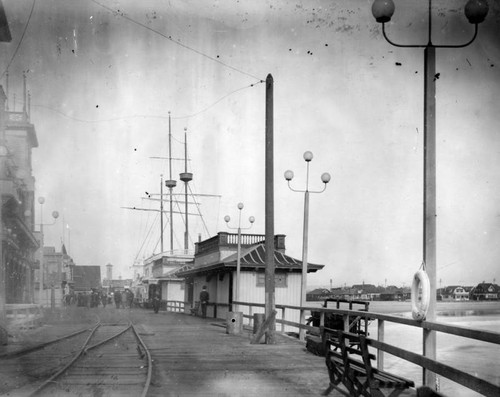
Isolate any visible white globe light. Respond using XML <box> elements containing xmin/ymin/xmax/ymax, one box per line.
<box><xmin>321</xmin><ymin>172</ymin><xmax>332</xmax><ymax>184</ymax></box>
<box><xmin>224</xmin><ymin>215</ymin><xmax>230</xmax><ymax>223</ymax></box>
<box><xmin>249</xmin><ymin>216</ymin><xmax>255</xmax><ymax>224</ymax></box>
<box><xmin>303</xmin><ymin>151</ymin><xmax>313</xmax><ymax>162</ymax></box>
<box><xmin>38</xmin><ymin>197</ymin><xmax>45</xmax><ymax>204</ymax></box>
<box><xmin>237</xmin><ymin>202</ymin><xmax>244</xmax><ymax>210</ymax></box>
<box><xmin>284</xmin><ymin>170</ymin><xmax>294</xmax><ymax>181</ymax></box>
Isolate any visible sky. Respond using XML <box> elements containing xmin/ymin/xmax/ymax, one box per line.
<box><xmin>2</xmin><ymin>0</ymin><xmax>499</xmax><ymax>289</ymax></box>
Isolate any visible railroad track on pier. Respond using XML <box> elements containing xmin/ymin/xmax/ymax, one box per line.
<box><xmin>0</xmin><ymin>322</ymin><xmax>152</xmax><ymax>397</ymax></box>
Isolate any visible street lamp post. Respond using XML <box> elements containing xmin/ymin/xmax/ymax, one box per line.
<box><xmin>37</xmin><ymin>197</ymin><xmax>59</xmax><ymax>307</ymax></box>
<box><xmin>285</xmin><ymin>151</ymin><xmax>331</xmax><ymax>341</ymax></box>
<box><xmin>224</xmin><ymin>203</ymin><xmax>255</xmax><ymax>312</ymax></box>
<box><xmin>371</xmin><ymin>0</ymin><xmax>489</xmax><ymax>387</ymax></box>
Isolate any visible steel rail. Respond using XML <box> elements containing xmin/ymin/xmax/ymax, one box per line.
<box><xmin>131</xmin><ymin>322</ymin><xmax>153</xmax><ymax>397</ymax></box>
<box><xmin>26</xmin><ymin>321</ymin><xmax>151</xmax><ymax>397</ymax></box>
<box><xmin>0</xmin><ymin>327</ymin><xmax>91</xmax><ymax>358</ymax></box>
<box><xmin>27</xmin><ymin>322</ymin><xmax>103</xmax><ymax>396</ymax></box>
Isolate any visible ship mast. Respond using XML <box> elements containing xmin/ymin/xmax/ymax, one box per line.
<box><xmin>179</xmin><ymin>127</ymin><xmax>193</xmax><ymax>251</ymax></box>
<box><xmin>160</xmin><ymin>174</ymin><xmax>164</xmax><ymax>252</ymax></box>
<box><xmin>164</xmin><ymin>112</ymin><xmax>177</xmax><ymax>252</ymax></box>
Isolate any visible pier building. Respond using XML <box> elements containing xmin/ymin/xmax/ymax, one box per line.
<box><xmin>177</xmin><ymin>232</ymin><xmax>324</xmax><ymax>328</ymax></box>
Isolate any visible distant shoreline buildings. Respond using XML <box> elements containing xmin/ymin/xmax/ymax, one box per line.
<box><xmin>307</xmin><ymin>282</ymin><xmax>500</xmax><ymax>302</ymax></box>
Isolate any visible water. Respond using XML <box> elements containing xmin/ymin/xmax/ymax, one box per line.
<box><xmin>311</xmin><ymin>300</ymin><xmax>500</xmax><ymax>396</ymax></box>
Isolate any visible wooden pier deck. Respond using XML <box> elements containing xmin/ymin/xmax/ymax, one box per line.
<box><xmin>135</xmin><ymin>310</ymin><xmax>416</xmax><ymax>396</ymax></box>
<box><xmin>1</xmin><ymin>308</ymin><xmax>418</xmax><ymax>396</ymax></box>
<box><xmin>138</xmin><ymin>311</ymin><xmax>329</xmax><ymax>396</ymax></box>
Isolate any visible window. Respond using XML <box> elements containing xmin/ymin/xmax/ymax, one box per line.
<box><xmin>256</xmin><ymin>272</ymin><xmax>287</xmax><ymax>288</ymax></box>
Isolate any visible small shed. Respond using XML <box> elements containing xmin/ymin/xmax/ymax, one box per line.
<box><xmin>177</xmin><ymin>232</ymin><xmax>324</xmax><ymax>329</ymax></box>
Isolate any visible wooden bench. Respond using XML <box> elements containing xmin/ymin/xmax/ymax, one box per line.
<box><xmin>190</xmin><ymin>301</ymin><xmax>200</xmax><ymax>316</ymax></box>
<box><xmin>323</xmin><ymin>330</ymin><xmax>414</xmax><ymax>397</ymax></box>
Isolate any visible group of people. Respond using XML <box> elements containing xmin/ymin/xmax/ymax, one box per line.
<box><xmin>62</xmin><ymin>288</ymin><xmax>135</xmax><ymax>309</ymax></box>
<box><xmin>62</xmin><ymin>286</ymin><xmax>210</xmax><ymax>317</ymax></box>
<box><xmin>113</xmin><ymin>288</ymin><xmax>135</xmax><ymax>309</ymax></box>
<box><xmin>63</xmin><ymin>289</ymin><xmax>108</xmax><ymax>308</ymax></box>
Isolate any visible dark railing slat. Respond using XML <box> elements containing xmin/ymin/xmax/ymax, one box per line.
<box><xmin>370</xmin><ymin>338</ymin><xmax>500</xmax><ymax>397</ymax></box>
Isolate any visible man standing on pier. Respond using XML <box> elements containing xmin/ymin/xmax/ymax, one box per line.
<box><xmin>200</xmin><ymin>286</ymin><xmax>209</xmax><ymax>318</ymax></box>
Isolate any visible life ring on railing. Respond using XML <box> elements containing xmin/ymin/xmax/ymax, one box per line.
<box><xmin>411</xmin><ymin>269</ymin><xmax>430</xmax><ymax>321</ymax></box>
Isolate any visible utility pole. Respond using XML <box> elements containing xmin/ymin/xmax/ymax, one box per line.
<box><xmin>0</xmin><ymin>0</ymin><xmax>12</xmax><ymax>344</ymax></box>
<box><xmin>264</xmin><ymin>73</ymin><xmax>276</xmax><ymax>344</ymax></box>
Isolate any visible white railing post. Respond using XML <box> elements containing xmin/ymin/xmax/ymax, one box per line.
<box><xmin>299</xmin><ymin>308</ymin><xmax>305</xmax><ymax>340</ymax></box>
<box><xmin>377</xmin><ymin>319</ymin><xmax>385</xmax><ymax>370</ymax></box>
<box><xmin>343</xmin><ymin>314</ymin><xmax>349</xmax><ymax>331</ymax></box>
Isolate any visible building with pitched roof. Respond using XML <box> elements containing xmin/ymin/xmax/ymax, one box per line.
<box><xmin>177</xmin><ymin>232</ymin><xmax>324</xmax><ymax>328</ymax></box>
<box><xmin>470</xmin><ymin>283</ymin><xmax>499</xmax><ymax>301</ymax></box>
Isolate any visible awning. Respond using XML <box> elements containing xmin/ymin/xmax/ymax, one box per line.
<box><xmin>143</xmin><ymin>279</ymin><xmax>159</xmax><ymax>284</ymax></box>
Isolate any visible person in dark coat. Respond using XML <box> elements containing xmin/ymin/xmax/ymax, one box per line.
<box><xmin>101</xmin><ymin>291</ymin><xmax>107</xmax><ymax>307</ymax></box>
<box><xmin>113</xmin><ymin>291</ymin><xmax>122</xmax><ymax>309</ymax></box>
<box><xmin>126</xmin><ymin>289</ymin><xmax>134</xmax><ymax>308</ymax></box>
<box><xmin>199</xmin><ymin>286</ymin><xmax>209</xmax><ymax>318</ymax></box>
<box><xmin>152</xmin><ymin>291</ymin><xmax>161</xmax><ymax>314</ymax></box>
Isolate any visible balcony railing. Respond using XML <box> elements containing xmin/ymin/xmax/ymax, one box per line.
<box><xmin>196</xmin><ymin>232</ymin><xmax>286</xmax><ymax>255</ymax></box>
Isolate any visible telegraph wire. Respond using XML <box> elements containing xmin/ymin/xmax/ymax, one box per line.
<box><xmin>89</xmin><ymin>0</ymin><xmax>264</xmax><ymax>82</ymax></box>
<box><xmin>188</xmin><ymin>183</ymin><xmax>210</xmax><ymax>238</ymax></box>
<box><xmin>172</xmin><ymin>81</ymin><xmax>264</xmax><ymax>120</ymax></box>
<box><xmin>0</xmin><ymin>0</ymin><xmax>37</xmax><ymax>79</ymax></box>
<box><xmin>133</xmin><ymin>210</ymin><xmax>159</xmax><ymax>263</ymax></box>
<box><xmin>28</xmin><ymin>81</ymin><xmax>263</xmax><ymax>123</ymax></box>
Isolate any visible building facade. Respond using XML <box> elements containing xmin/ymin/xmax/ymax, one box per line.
<box><xmin>140</xmin><ymin>250</ymin><xmax>194</xmax><ymax>306</ymax></box>
<box><xmin>0</xmin><ymin>85</ymin><xmax>40</xmax><ymax>308</ymax></box>
<box><xmin>37</xmin><ymin>245</ymin><xmax>75</xmax><ymax>307</ymax></box>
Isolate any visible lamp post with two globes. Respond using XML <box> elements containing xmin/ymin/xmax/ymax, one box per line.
<box><xmin>224</xmin><ymin>203</ymin><xmax>255</xmax><ymax>312</ymax></box>
<box><xmin>285</xmin><ymin>151</ymin><xmax>331</xmax><ymax>340</ymax></box>
<box><xmin>37</xmin><ymin>197</ymin><xmax>59</xmax><ymax>307</ymax></box>
<box><xmin>371</xmin><ymin>0</ymin><xmax>489</xmax><ymax>386</ymax></box>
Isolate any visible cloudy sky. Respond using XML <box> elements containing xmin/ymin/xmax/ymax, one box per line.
<box><xmin>2</xmin><ymin>0</ymin><xmax>499</xmax><ymax>288</ymax></box>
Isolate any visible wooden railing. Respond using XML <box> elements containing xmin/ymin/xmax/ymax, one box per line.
<box><xmin>230</xmin><ymin>300</ymin><xmax>500</xmax><ymax>397</ymax></box>
<box><xmin>224</xmin><ymin>233</ymin><xmax>265</xmax><ymax>246</ymax></box>
<box><xmin>161</xmin><ymin>300</ymin><xmax>231</xmax><ymax>317</ymax></box>
<box><xmin>6</xmin><ymin>304</ymin><xmax>43</xmax><ymax>329</ymax></box>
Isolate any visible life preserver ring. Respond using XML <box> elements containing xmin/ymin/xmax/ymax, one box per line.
<box><xmin>411</xmin><ymin>269</ymin><xmax>430</xmax><ymax>321</ymax></box>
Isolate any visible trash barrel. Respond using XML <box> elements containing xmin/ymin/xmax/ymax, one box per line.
<box><xmin>226</xmin><ymin>311</ymin><xmax>243</xmax><ymax>334</ymax></box>
<box><xmin>253</xmin><ymin>313</ymin><xmax>265</xmax><ymax>334</ymax></box>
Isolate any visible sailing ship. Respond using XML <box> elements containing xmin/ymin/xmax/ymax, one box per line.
<box><xmin>123</xmin><ymin>114</ymin><xmax>220</xmax><ymax>307</ymax></box>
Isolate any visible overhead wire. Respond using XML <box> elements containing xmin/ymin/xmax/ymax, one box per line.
<box><xmin>29</xmin><ymin>81</ymin><xmax>263</xmax><ymax>124</ymax></box>
<box><xmin>133</xmin><ymin>195</ymin><xmax>154</xmax><ymax>262</ymax></box>
<box><xmin>133</xmin><ymin>210</ymin><xmax>159</xmax><ymax>262</ymax></box>
<box><xmin>0</xmin><ymin>0</ymin><xmax>36</xmax><ymax>80</ymax></box>
<box><xmin>171</xmin><ymin>82</ymin><xmax>264</xmax><ymax>120</ymax></box>
<box><xmin>188</xmin><ymin>183</ymin><xmax>210</xmax><ymax>238</ymax></box>
<box><xmin>152</xmin><ymin>216</ymin><xmax>170</xmax><ymax>254</ymax></box>
<box><xmin>89</xmin><ymin>0</ymin><xmax>264</xmax><ymax>82</ymax></box>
